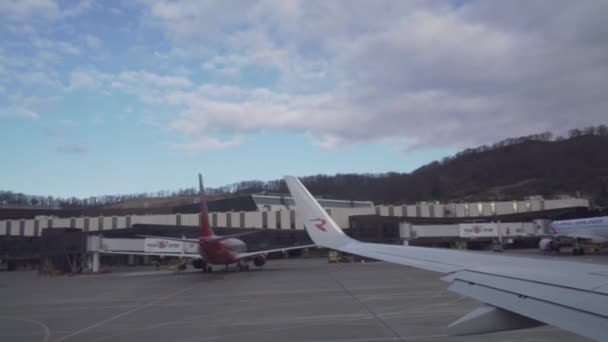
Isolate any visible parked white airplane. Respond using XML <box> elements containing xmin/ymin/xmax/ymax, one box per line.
<box><xmin>284</xmin><ymin>176</ymin><xmax>608</xmax><ymax>340</ymax></box>
<box><xmin>539</xmin><ymin>216</ymin><xmax>608</xmax><ymax>255</ymax></box>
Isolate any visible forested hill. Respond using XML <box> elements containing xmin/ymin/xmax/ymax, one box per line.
<box><xmin>233</xmin><ymin>132</ymin><xmax>608</xmax><ymax>205</ymax></box>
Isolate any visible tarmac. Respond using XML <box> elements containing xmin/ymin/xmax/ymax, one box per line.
<box><xmin>0</xmin><ymin>254</ymin><xmax>594</xmax><ymax>342</ymax></box>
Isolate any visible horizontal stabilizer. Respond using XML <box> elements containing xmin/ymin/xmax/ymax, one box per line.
<box><xmin>236</xmin><ymin>244</ymin><xmax>316</xmax><ymax>260</ymax></box>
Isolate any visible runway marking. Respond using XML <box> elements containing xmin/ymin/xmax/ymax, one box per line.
<box><xmin>86</xmin><ymin>313</ymin><xmax>375</xmax><ymax>342</ymax></box>
<box><xmin>87</xmin><ymin>308</ymin><xmax>374</xmax><ymax>342</ymax></box>
<box><xmin>85</xmin><ymin>286</ymin><xmax>375</xmax><ymax>342</ymax></box>
<box><xmin>52</xmin><ymin>284</ymin><xmax>198</xmax><ymax>342</ymax></box>
<box><xmin>0</xmin><ymin>316</ymin><xmax>50</xmax><ymax>342</ymax></box>
<box><xmin>328</xmin><ymin>271</ymin><xmax>405</xmax><ymax>342</ymax></box>
<box><xmin>157</xmin><ymin>316</ymin><xmax>384</xmax><ymax>342</ymax></box>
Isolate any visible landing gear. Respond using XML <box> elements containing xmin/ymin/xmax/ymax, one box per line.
<box><xmin>237</xmin><ymin>263</ymin><xmax>250</xmax><ymax>272</ymax></box>
<box><xmin>203</xmin><ymin>265</ymin><xmax>213</xmax><ymax>273</ymax></box>
<box><xmin>192</xmin><ymin>259</ymin><xmax>205</xmax><ymax>269</ymax></box>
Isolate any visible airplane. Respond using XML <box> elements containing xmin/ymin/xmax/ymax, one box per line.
<box><xmin>102</xmin><ymin>174</ymin><xmax>315</xmax><ymax>272</ymax></box>
<box><xmin>284</xmin><ymin>175</ymin><xmax>608</xmax><ymax>341</ymax></box>
<box><xmin>539</xmin><ymin>216</ymin><xmax>608</xmax><ymax>255</ymax></box>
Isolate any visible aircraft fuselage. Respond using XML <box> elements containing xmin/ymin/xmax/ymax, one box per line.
<box><xmin>200</xmin><ymin>236</ymin><xmax>247</xmax><ymax>265</ymax></box>
<box><xmin>550</xmin><ymin>216</ymin><xmax>608</xmax><ymax>243</ymax></box>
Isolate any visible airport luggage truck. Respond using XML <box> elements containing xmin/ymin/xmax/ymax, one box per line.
<box><xmin>582</xmin><ymin>243</ymin><xmax>606</xmax><ymax>254</ymax></box>
<box><xmin>328</xmin><ymin>250</ymin><xmax>353</xmax><ymax>263</ymax></box>
<box><xmin>328</xmin><ymin>250</ymin><xmax>339</xmax><ymax>263</ymax></box>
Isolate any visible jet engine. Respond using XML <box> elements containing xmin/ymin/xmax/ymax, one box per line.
<box><xmin>253</xmin><ymin>254</ymin><xmax>267</xmax><ymax>267</ymax></box>
<box><xmin>192</xmin><ymin>259</ymin><xmax>206</xmax><ymax>269</ymax></box>
<box><xmin>539</xmin><ymin>238</ymin><xmax>559</xmax><ymax>252</ymax></box>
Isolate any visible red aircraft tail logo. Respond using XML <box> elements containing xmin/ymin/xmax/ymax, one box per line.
<box><xmin>310</xmin><ymin>218</ymin><xmax>327</xmax><ymax>232</ymax></box>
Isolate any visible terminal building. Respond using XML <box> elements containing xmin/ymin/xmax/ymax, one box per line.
<box><xmin>0</xmin><ymin>194</ymin><xmax>594</xmax><ymax>271</ymax></box>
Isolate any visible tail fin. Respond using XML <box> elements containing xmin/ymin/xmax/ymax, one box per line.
<box><xmin>199</xmin><ymin>173</ymin><xmax>214</xmax><ymax>237</ymax></box>
<box><xmin>284</xmin><ymin>176</ymin><xmax>353</xmax><ymax>249</ymax></box>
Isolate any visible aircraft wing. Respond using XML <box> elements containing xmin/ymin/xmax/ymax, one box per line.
<box><xmin>284</xmin><ymin>175</ymin><xmax>608</xmax><ymax>340</ymax></box>
<box><xmin>99</xmin><ymin>250</ymin><xmax>203</xmax><ymax>259</ymax></box>
<box><xmin>136</xmin><ymin>235</ymin><xmax>200</xmax><ymax>243</ymax></box>
<box><xmin>137</xmin><ymin>230</ymin><xmax>261</xmax><ymax>244</ymax></box>
<box><xmin>236</xmin><ymin>244</ymin><xmax>316</xmax><ymax>260</ymax></box>
<box><xmin>205</xmin><ymin>231</ymin><xmax>260</xmax><ymax>243</ymax></box>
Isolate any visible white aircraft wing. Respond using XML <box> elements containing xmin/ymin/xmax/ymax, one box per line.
<box><xmin>136</xmin><ymin>235</ymin><xmax>200</xmax><ymax>243</ymax></box>
<box><xmin>236</xmin><ymin>244</ymin><xmax>316</xmax><ymax>260</ymax></box>
<box><xmin>98</xmin><ymin>236</ymin><xmax>203</xmax><ymax>259</ymax></box>
<box><xmin>284</xmin><ymin>175</ymin><xmax>608</xmax><ymax>340</ymax></box>
<box><xmin>100</xmin><ymin>250</ymin><xmax>203</xmax><ymax>259</ymax></box>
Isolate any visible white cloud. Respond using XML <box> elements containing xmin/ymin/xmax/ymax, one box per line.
<box><xmin>0</xmin><ymin>0</ymin><xmax>60</xmax><ymax>19</ymax></box>
<box><xmin>307</xmin><ymin>133</ymin><xmax>353</xmax><ymax>150</ymax></box>
<box><xmin>68</xmin><ymin>69</ymin><xmax>111</xmax><ymax>90</ymax></box>
<box><xmin>83</xmin><ymin>34</ymin><xmax>101</xmax><ymax>49</ymax></box>
<box><xmin>32</xmin><ymin>38</ymin><xmax>81</xmax><ymax>55</ymax></box>
<box><xmin>66</xmin><ymin>69</ymin><xmax>193</xmax><ymax>104</ymax></box>
<box><xmin>0</xmin><ymin>0</ymin><xmax>92</xmax><ymax>21</ymax></box>
<box><xmin>166</xmin><ymin>86</ymin><xmax>356</xmax><ymax>137</ymax></box>
<box><xmin>61</xmin><ymin>0</ymin><xmax>93</xmax><ymax>17</ymax></box>
<box><xmin>114</xmin><ymin>71</ymin><xmax>192</xmax><ymax>89</ymax></box>
<box><xmin>57</xmin><ymin>144</ymin><xmax>88</xmax><ymax>154</ymax></box>
<box><xmin>0</xmin><ymin>107</ymin><xmax>40</xmax><ymax>120</ymax></box>
<box><xmin>6</xmin><ymin>1</ymin><xmax>606</xmax><ymax>154</ymax></box>
<box><xmin>173</xmin><ymin>136</ymin><xmax>245</xmax><ymax>152</ymax></box>
<box><xmin>137</xmin><ymin>1</ymin><xmax>608</xmax><ymax>151</ymax></box>
<box><xmin>19</xmin><ymin>71</ymin><xmax>61</xmax><ymax>87</ymax></box>
<box><xmin>202</xmin><ymin>61</ymin><xmax>240</xmax><ymax>76</ymax></box>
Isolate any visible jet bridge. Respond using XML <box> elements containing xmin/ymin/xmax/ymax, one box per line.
<box><xmin>86</xmin><ymin>235</ymin><xmax>199</xmax><ymax>272</ymax></box>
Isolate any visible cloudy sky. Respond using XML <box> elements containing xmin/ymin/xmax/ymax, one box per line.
<box><xmin>1</xmin><ymin>1</ymin><xmax>607</xmax><ymax>197</ymax></box>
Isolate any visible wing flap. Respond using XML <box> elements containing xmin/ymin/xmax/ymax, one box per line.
<box><xmin>236</xmin><ymin>244</ymin><xmax>316</xmax><ymax>259</ymax></box>
<box><xmin>449</xmin><ymin>276</ymin><xmax>607</xmax><ymax>341</ymax></box>
<box><xmin>443</xmin><ymin>270</ymin><xmax>608</xmax><ymax>319</ymax></box>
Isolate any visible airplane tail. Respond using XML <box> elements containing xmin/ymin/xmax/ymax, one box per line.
<box><xmin>199</xmin><ymin>174</ymin><xmax>214</xmax><ymax>238</ymax></box>
<box><xmin>284</xmin><ymin>176</ymin><xmax>353</xmax><ymax>249</ymax></box>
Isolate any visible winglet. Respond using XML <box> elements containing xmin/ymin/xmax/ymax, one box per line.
<box><xmin>284</xmin><ymin>176</ymin><xmax>353</xmax><ymax>249</ymax></box>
